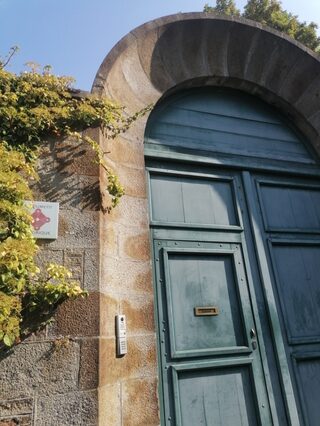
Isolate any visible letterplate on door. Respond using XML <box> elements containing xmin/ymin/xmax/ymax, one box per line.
<box><xmin>194</xmin><ymin>306</ymin><xmax>219</xmax><ymax>316</ymax></box>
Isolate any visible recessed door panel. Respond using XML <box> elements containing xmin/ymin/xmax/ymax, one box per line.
<box><xmin>294</xmin><ymin>355</ymin><xmax>320</xmax><ymax>425</ymax></box>
<box><xmin>270</xmin><ymin>243</ymin><xmax>320</xmax><ymax>344</ymax></box>
<box><xmin>173</xmin><ymin>362</ymin><xmax>259</xmax><ymax>426</ymax></box>
<box><xmin>163</xmin><ymin>249</ymin><xmax>250</xmax><ymax>357</ymax></box>
<box><xmin>257</xmin><ymin>181</ymin><xmax>320</xmax><ymax>232</ymax></box>
<box><xmin>145</xmin><ymin>88</ymin><xmax>315</xmax><ymax>165</ymax></box>
<box><xmin>149</xmin><ymin>173</ymin><xmax>240</xmax><ymax>228</ymax></box>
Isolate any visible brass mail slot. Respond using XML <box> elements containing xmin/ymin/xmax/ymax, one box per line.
<box><xmin>194</xmin><ymin>306</ymin><xmax>219</xmax><ymax>316</ymax></box>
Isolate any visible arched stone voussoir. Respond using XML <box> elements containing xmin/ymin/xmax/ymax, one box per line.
<box><xmin>93</xmin><ymin>13</ymin><xmax>320</xmax><ymax>154</ymax></box>
<box><xmin>92</xmin><ymin>13</ymin><xmax>320</xmax><ymax>154</ymax></box>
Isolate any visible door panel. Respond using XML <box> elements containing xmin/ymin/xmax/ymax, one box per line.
<box><xmin>145</xmin><ymin>88</ymin><xmax>315</xmax><ymax>165</ymax></box>
<box><xmin>154</xmin><ymin>240</ymin><xmax>272</xmax><ymax>425</ymax></box>
<box><xmin>270</xmin><ymin>242</ymin><xmax>320</xmax><ymax>344</ymax></box>
<box><xmin>173</xmin><ymin>361</ymin><xmax>259</xmax><ymax>426</ymax></box>
<box><xmin>293</xmin><ymin>354</ymin><xmax>320</xmax><ymax>425</ymax></box>
<box><xmin>256</xmin><ymin>181</ymin><xmax>320</xmax><ymax>233</ymax></box>
<box><xmin>163</xmin><ymin>249</ymin><xmax>250</xmax><ymax>357</ymax></box>
<box><xmin>149</xmin><ymin>172</ymin><xmax>241</xmax><ymax>228</ymax></box>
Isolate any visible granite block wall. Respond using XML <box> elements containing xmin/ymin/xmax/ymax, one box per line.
<box><xmin>0</xmin><ymin>131</ymin><xmax>100</xmax><ymax>426</ymax></box>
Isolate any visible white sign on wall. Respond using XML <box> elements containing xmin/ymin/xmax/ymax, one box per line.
<box><xmin>28</xmin><ymin>201</ymin><xmax>60</xmax><ymax>239</ymax></box>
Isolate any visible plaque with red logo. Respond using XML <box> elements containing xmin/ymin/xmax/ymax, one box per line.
<box><xmin>27</xmin><ymin>201</ymin><xmax>59</xmax><ymax>239</ymax></box>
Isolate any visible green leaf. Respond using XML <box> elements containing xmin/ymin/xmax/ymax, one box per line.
<box><xmin>3</xmin><ymin>333</ymin><xmax>14</xmax><ymax>346</ymax></box>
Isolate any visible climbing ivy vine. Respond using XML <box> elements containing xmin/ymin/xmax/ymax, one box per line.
<box><xmin>0</xmin><ymin>51</ymin><xmax>146</xmax><ymax>348</ymax></box>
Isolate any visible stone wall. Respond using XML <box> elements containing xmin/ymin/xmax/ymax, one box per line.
<box><xmin>98</xmin><ymin>118</ymin><xmax>160</xmax><ymax>426</ymax></box>
<box><xmin>0</xmin><ymin>132</ymin><xmax>100</xmax><ymax>425</ymax></box>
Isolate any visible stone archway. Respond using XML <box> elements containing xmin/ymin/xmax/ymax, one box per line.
<box><xmin>93</xmin><ymin>13</ymin><xmax>320</xmax><ymax>425</ymax></box>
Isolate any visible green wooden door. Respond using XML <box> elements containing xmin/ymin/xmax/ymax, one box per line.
<box><xmin>243</xmin><ymin>173</ymin><xmax>320</xmax><ymax>426</ymax></box>
<box><xmin>145</xmin><ymin>88</ymin><xmax>320</xmax><ymax>425</ymax></box>
<box><xmin>154</xmin><ymin>242</ymin><xmax>272</xmax><ymax>425</ymax></box>
<box><xmin>149</xmin><ymin>170</ymin><xmax>273</xmax><ymax>425</ymax></box>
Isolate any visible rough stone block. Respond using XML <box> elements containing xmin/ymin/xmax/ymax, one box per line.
<box><xmin>0</xmin><ymin>415</ymin><xmax>32</xmax><ymax>425</ymax></box>
<box><xmin>120</xmin><ymin>230</ymin><xmax>151</xmax><ymax>262</ymax></box>
<box><xmin>35</xmin><ymin>390</ymin><xmax>98</xmax><ymax>425</ymax></box>
<box><xmin>33</xmin><ymin>171</ymin><xmax>82</xmax><ymax>208</ymax></box>
<box><xmin>122</xmin><ymin>378</ymin><xmax>159</xmax><ymax>426</ymax></box>
<box><xmin>82</xmin><ymin>127</ymin><xmax>100</xmax><ymax>145</ymax></box>
<box><xmin>35</xmin><ymin>249</ymin><xmax>63</xmax><ymax>270</ymax></box>
<box><xmin>105</xmin><ymin>136</ymin><xmax>145</xmax><ymax>168</ymax></box>
<box><xmin>0</xmin><ymin>398</ymin><xmax>33</xmax><ymax>417</ymax></box>
<box><xmin>55</xmin><ymin>138</ymin><xmax>99</xmax><ymax>177</ymax></box>
<box><xmin>227</xmin><ymin>23</ymin><xmax>260</xmax><ymax>80</ymax></box>
<box><xmin>309</xmin><ymin>115</ymin><xmax>320</xmax><ymax>140</ymax></box>
<box><xmin>31</xmin><ymin>135</ymin><xmax>100</xmax><ymax>210</ymax></box>
<box><xmin>79</xmin><ymin>339</ymin><xmax>99</xmax><ymax>390</ymax></box>
<box><xmin>100</xmin><ymin>293</ymin><xmax>156</xmax><ymax>338</ymax></box>
<box><xmin>118</xmin><ymin>116</ymin><xmax>148</xmax><ymax>144</ymax></box>
<box><xmin>294</xmin><ymin>75</ymin><xmax>320</xmax><ymax>121</ymax></box>
<box><xmin>21</xmin><ymin>326</ymin><xmax>47</xmax><ymax>343</ymax></box>
<box><xmin>278</xmin><ymin>53</ymin><xmax>319</xmax><ymax>104</ymax></box>
<box><xmin>45</xmin><ymin>210</ymin><xmax>99</xmax><ymax>250</ymax></box>
<box><xmin>79</xmin><ymin>175</ymin><xmax>100</xmax><ymax>211</ymax></box>
<box><xmin>101</xmin><ymin>256</ymin><xmax>152</xmax><ymax>295</ymax></box>
<box><xmin>100</xmin><ymin>293</ymin><xmax>119</xmax><ymax>338</ymax></box>
<box><xmin>149</xmin><ymin>22</ymin><xmax>186</xmax><ymax>88</ymax></box>
<box><xmin>170</xmin><ymin>20</ymin><xmax>213</xmax><ymax>79</ymax></box>
<box><xmin>83</xmin><ymin>249</ymin><xmax>100</xmax><ymax>291</ymax></box>
<box><xmin>35</xmin><ymin>169</ymin><xmax>100</xmax><ymax>210</ymax></box>
<box><xmin>105</xmin><ymin>49</ymin><xmax>148</xmax><ymax>113</ymax></box>
<box><xmin>99</xmin><ymin>384</ymin><xmax>121</xmax><ymax>426</ymax></box>
<box><xmin>34</xmin><ymin>169</ymin><xmax>100</xmax><ymax>211</ymax></box>
<box><xmin>48</xmin><ymin>292</ymin><xmax>99</xmax><ymax>338</ymax></box>
<box><xmin>136</xmin><ymin>27</ymin><xmax>167</xmax><ymax>89</ymax></box>
<box><xmin>100</xmin><ymin>222</ymin><xmax>119</xmax><ymax>258</ymax></box>
<box><xmin>99</xmin><ymin>335</ymin><xmax>157</xmax><ymax>386</ymax></box>
<box><xmin>120</xmin><ymin>40</ymin><xmax>160</xmax><ymax>107</ymax></box>
<box><xmin>120</xmin><ymin>295</ymin><xmax>155</xmax><ymax>336</ymax></box>
<box><xmin>64</xmin><ymin>249</ymin><xmax>84</xmax><ymax>283</ymax></box>
<box><xmin>104</xmin><ymin>196</ymin><xmax>149</xmax><ymax>228</ymax></box>
<box><xmin>116</xmin><ymin>165</ymin><xmax>147</xmax><ymax>198</ymax></box>
<box><xmin>0</xmin><ymin>341</ymin><xmax>80</xmax><ymax>399</ymax></box>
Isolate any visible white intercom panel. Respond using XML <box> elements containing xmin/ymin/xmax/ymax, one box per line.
<box><xmin>116</xmin><ymin>314</ymin><xmax>127</xmax><ymax>356</ymax></box>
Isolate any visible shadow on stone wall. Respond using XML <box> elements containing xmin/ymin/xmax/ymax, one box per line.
<box><xmin>32</xmin><ymin>137</ymin><xmax>101</xmax><ymax>211</ymax></box>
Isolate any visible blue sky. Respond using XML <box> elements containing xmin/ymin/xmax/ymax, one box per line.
<box><xmin>1</xmin><ymin>0</ymin><xmax>320</xmax><ymax>91</ymax></box>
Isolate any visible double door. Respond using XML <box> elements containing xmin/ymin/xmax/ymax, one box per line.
<box><xmin>148</xmin><ymin>165</ymin><xmax>320</xmax><ymax>425</ymax></box>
